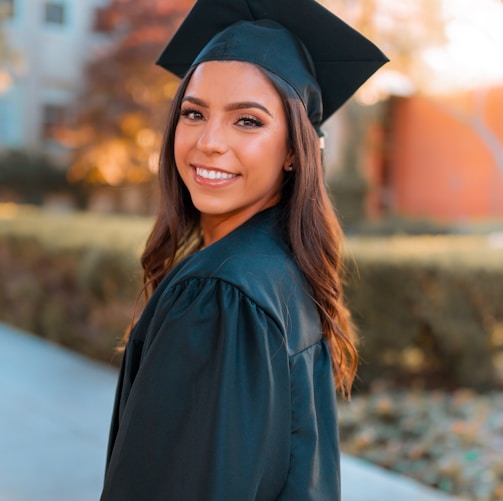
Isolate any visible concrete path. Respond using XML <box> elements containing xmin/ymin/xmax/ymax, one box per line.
<box><xmin>0</xmin><ymin>323</ymin><xmax>463</xmax><ymax>501</ymax></box>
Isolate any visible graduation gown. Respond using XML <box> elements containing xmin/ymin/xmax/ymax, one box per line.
<box><xmin>101</xmin><ymin>207</ymin><xmax>340</xmax><ymax>501</ymax></box>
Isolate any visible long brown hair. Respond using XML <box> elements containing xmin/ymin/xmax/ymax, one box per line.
<box><xmin>138</xmin><ymin>64</ymin><xmax>358</xmax><ymax>398</ymax></box>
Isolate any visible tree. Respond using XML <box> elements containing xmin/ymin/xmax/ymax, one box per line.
<box><xmin>67</xmin><ymin>0</ymin><xmax>194</xmax><ymax>187</ymax></box>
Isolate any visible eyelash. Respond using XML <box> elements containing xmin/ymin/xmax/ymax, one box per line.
<box><xmin>180</xmin><ymin>108</ymin><xmax>203</xmax><ymax>120</ymax></box>
<box><xmin>179</xmin><ymin>107</ymin><xmax>264</xmax><ymax>128</ymax></box>
<box><xmin>237</xmin><ymin>115</ymin><xmax>264</xmax><ymax>128</ymax></box>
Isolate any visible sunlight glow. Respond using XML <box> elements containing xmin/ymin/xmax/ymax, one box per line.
<box><xmin>423</xmin><ymin>0</ymin><xmax>503</xmax><ymax>92</ymax></box>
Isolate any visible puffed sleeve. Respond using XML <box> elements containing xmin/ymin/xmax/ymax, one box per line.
<box><xmin>100</xmin><ymin>278</ymin><xmax>292</xmax><ymax>501</ymax></box>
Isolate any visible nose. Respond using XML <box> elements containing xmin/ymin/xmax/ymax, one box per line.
<box><xmin>196</xmin><ymin>118</ymin><xmax>228</xmax><ymax>155</ymax></box>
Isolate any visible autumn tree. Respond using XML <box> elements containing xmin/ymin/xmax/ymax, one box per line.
<box><xmin>67</xmin><ymin>0</ymin><xmax>194</xmax><ymax>187</ymax></box>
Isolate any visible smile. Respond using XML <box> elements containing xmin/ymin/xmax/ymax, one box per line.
<box><xmin>196</xmin><ymin>167</ymin><xmax>238</xmax><ymax>180</ymax></box>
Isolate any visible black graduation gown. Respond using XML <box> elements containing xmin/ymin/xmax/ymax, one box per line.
<box><xmin>100</xmin><ymin>207</ymin><xmax>340</xmax><ymax>501</ymax></box>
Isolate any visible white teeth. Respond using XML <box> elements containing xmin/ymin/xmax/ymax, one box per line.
<box><xmin>196</xmin><ymin>167</ymin><xmax>237</xmax><ymax>180</ymax></box>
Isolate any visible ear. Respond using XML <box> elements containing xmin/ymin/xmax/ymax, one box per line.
<box><xmin>283</xmin><ymin>152</ymin><xmax>295</xmax><ymax>172</ymax></box>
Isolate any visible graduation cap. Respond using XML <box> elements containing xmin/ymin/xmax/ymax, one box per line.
<box><xmin>156</xmin><ymin>0</ymin><xmax>388</xmax><ymax>126</ymax></box>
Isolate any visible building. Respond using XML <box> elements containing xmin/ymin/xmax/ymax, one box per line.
<box><xmin>377</xmin><ymin>87</ymin><xmax>503</xmax><ymax>221</ymax></box>
<box><xmin>0</xmin><ymin>0</ymin><xmax>109</xmax><ymax>162</ymax></box>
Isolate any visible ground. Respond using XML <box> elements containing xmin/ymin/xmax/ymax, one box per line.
<box><xmin>339</xmin><ymin>381</ymin><xmax>503</xmax><ymax>501</ymax></box>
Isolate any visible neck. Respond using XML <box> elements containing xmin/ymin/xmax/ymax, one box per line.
<box><xmin>200</xmin><ymin>199</ymin><xmax>279</xmax><ymax>247</ymax></box>
<box><xmin>200</xmin><ymin>212</ymin><xmax>251</xmax><ymax>247</ymax></box>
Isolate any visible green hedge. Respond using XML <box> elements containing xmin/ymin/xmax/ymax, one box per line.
<box><xmin>1</xmin><ymin>205</ymin><xmax>502</xmax><ymax>388</ymax></box>
<box><xmin>0</xmin><ymin>150</ymin><xmax>84</xmax><ymax>205</ymax></box>
<box><xmin>346</xmin><ymin>235</ymin><xmax>503</xmax><ymax>389</ymax></box>
<box><xmin>0</xmin><ymin>205</ymin><xmax>149</xmax><ymax>364</ymax></box>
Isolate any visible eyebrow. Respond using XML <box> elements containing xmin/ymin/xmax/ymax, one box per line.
<box><xmin>181</xmin><ymin>96</ymin><xmax>273</xmax><ymax>117</ymax></box>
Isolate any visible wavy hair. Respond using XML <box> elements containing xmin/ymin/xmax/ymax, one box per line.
<box><xmin>136</xmin><ymin>65</ymin><xmax>358</xmax><ymax>398</ymax></box>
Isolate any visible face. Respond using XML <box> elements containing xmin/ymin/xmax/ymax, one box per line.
<box><xmin>174</xmin><ymin>60</ymin><xmax>293</xmax><ymax>244</ymax></box>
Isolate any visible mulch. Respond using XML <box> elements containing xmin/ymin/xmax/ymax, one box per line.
<box><xmin>339</xmin><ymin>381</ymin><xmax>503</xmax><ymax>501</ymax></box>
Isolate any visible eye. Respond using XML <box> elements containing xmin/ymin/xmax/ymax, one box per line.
<box><xmin>235</xmin><ymin>115</ymin><xmax>264</xmax><ymax>128</ymax></box>
<box><xmin>180</xmin><ymin>107</ymin><xmax>205</xmax><ymax>121</ymax></box>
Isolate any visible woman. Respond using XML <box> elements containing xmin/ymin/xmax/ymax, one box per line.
<box><xmin>101</xmin><ymin>1</ymin><xmax>387</xmax><ymax>499</ymax></box>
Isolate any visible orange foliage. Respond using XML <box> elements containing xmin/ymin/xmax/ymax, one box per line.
<box><xmin>69</xmin><ymin>0</ymin><xmax>195</xmax><ymax>185</ymax></box>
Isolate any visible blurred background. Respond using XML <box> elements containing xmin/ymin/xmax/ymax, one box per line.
<box><xmin>0</xmin><ymin>0</ymin><xmax>502</xmax><ymax>500</ymax></box>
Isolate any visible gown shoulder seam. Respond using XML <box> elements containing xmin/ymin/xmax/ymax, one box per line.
<box><xmin>161</xmin><ymin>274</ymin><xmax>286</xmax><ymax>338</ymax></box>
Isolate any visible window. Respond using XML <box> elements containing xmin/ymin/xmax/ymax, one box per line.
<box><xmin>0</xmin><ymin>0</ymin><xmax>15</xmax><ymax>18</ymax></box>
<box><xmin>44</xmin><ymin>2</ymin><xmax>65</xmax><ymax>25</ymax></box>
<box><xmin>42</xmin><ymin>103</ymin><xmax>66</xmax><ymax>140</ymax></box>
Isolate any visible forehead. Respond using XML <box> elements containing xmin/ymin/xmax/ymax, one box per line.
<box><xmin>185</xmin><ymin>60</ymin><xmax>282</xmax><ymax>104</ymax></box>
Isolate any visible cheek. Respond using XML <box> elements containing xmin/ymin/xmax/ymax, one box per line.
<box><xmin>174</xmin><ymin>126</ymin><xmax>191</xmax><ymax>169</ymax></box>
<box><xmin>173</xmin><ymin>125</ymin><xmax>184</xmax><ymax>158</ymax></box>
<box><xmin>242</xmin><ymin>131</ymin><xmax>288</xmax><ymax>165</ymax></box>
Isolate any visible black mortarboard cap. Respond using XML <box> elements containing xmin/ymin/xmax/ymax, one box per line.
<box><xmin>156</xmin><ymin>0</ymin><xmax>388</xmax><ymax>126</ymax></box>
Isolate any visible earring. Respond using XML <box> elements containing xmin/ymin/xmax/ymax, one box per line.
<box><xmin>286</xmin><ymin>163</ymin><xmax>294</xmax><ymax>171</ymax></box>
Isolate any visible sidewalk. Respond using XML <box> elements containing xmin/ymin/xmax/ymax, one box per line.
<box><xmin>0</xmin><ymin>323</ymin><xmax>463</xmax><ymax>501</ymax></box>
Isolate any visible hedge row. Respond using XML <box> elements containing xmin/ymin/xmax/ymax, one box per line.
<box><xmin>1</xmin><ymin>205</ymin><xmax>502</xmax><ymax>389</ymax></box>
<box><xmin>346</xmin><ymin>235</ymin><xmax>503</xmax><ymax>390</ymax></box>
<box><xmin>0</xmin><ymin>205</ymin><xmax>149</xmax><ymax>364</ymax></box>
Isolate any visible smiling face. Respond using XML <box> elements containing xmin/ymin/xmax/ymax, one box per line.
<box><xmin>174</xmin><ymin>60</ymin><xmax>293</xmax><ymax>245</ymax></box>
